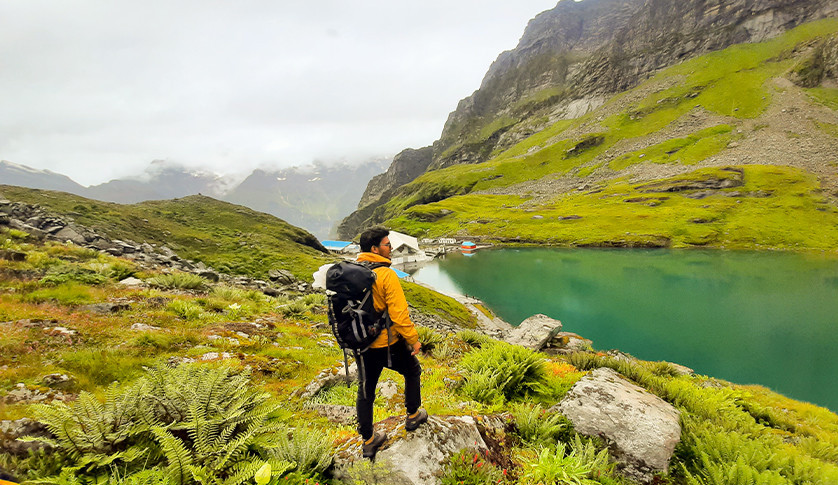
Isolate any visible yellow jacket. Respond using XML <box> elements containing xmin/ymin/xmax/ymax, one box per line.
<box><xmin>356</xmin><ymin>252</ymin><xmax>419</xmax><ymax>348</ymax></box>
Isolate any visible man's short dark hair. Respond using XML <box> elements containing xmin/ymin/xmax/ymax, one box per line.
<box><xmin>359</xmin><ymin>226</ymin><xmax>389</xmax><ymax>252</ymax></box>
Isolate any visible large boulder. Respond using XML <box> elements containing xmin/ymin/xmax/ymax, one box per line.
<box><xmin>333</xmin><ymin>414</ymin><xmax>505</xmax><ymax>485</ymax></box>
<box><xmin>553</xmin><ymin>367</ymin><xmax>681</xmax><ymax>483</ymax></box>
<box><xmin>505</xmin><ymin>314</ymin><xmax>562</xmax><ymax>350</ymax></box>
<box><xmin>0</xmin><ymin>419</ymin><xmax>53</xmax><ymax>455</ymax></box>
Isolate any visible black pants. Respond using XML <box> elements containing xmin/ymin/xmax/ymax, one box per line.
<box><xmin>356</xmin><ymin>340</ymin><xmax>422</xmax><ymax>440</ymax></box>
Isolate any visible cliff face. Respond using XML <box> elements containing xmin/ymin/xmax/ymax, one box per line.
<box><xmin>339</xmin><ymin>0</ymin><xmax>838</xmax><ymax>238</ymax></box>
<box><xmin>434</xmin><ymin>0</ymin><xmax>837</xmax><ymax>169</ymax></box>
<box><xmin>337</xmin><ymin>146</ymin><xmax>432</xmax><ymax>239</ymax></box>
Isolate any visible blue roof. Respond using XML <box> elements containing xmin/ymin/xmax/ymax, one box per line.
<box><xmin>392</xmin><ymin>268</ymin><xmax>410</xmax><ymax>278</ymax></box>
<box><xmin>321</xmin><ymin>240</ymin><xmax>352</xmax><ymax>250</ymax></box>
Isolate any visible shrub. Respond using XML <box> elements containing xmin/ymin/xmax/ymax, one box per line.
<box><xmin>278</xmin><ymin>300</ymin><xmax>309</xmax><ymax>317</ymax></box>
<box><xmin>459</xmin><ymin>342</ymin><xmax>549</xmax><ymax>404</ymax></box>
<box><xmin>456</xmin><ymin>329</ymin><xmax>493</xmax><ymax>348</ymax></box>
<box><xmin>146</xmin><ymin>272</ymin><xmax>208</xmax><ymax>290</ymax></box>
<box><xmin>270</xmin><ymin>426</ymin><xmax>333</xmax><ymax>475</ymax></box>
<box><xmin>167</xmin><ymin>299</ymin><xmax>204</xmax><ymax>321</ymax></box>
<box><xmin>28</xmin><ymin>364</ymin><xmax>293</xmax><ymax>483</ymax></box>
<box><xmin>511</xmin><ymin>402</ymin><xmax>571</xmax><ymax>446</ymax></box>
<box><xmin>417</xmin><ymin>326</ymin><xmax>444</xmax><ymax>352</ymax></box>
<box><xmin>441</xmin><ymin>449</ymin><xmax>504</xmax><ymax>485</ymax></box>
<box><xmin>39</xmin><ymin>266</ymin><xmax>108</xmax><ymax>286</ymax></box>
<box><xmin>301</xmin><ymin>293</ymin><xmax>326</xmax><ymax>306</ymax></box>
<box><xmin>519</xmin><ymin>437</ymin><xmax>615</xmax><ymax>485</ymax></box>
<box><xmin>107</xmin><ymin>261</ymin><xmax>137</xmax><ymax>281</ymax></box>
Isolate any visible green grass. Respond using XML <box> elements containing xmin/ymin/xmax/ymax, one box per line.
<box><xmin>608</xmin><ymin>125</ymin><xmax>735</xmax><ymax>170</ymax></box>
<box><xmin>402</xmin><ymin>280</ymin><xmax>477</xmax><ymax>329</ymax></box>
<box><xmin>805</xmin><ymin>86</ymin><xmax>838</xmax><ymax>110</ymax></box>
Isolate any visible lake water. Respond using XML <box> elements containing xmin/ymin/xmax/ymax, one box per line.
<box><xmin>411</xmin><ymin>248</ymin><xmax>838</xmax><ymax>412</ymax></box>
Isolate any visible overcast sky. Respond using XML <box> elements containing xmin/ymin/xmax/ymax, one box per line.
<box><xmin>0</xmin><ymin>1</ymin><xmax>563</xmax><ymax>186</ymax></box>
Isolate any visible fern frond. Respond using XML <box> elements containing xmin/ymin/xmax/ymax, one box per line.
<box><xmin>151</xmin><ymin>426</ymin><xmax>195</xmax><ymax>485</ymax></box>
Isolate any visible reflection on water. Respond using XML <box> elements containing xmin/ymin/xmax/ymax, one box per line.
<box><xmin>413</xmin><ymin>248</ymin><xmax>838</xmax><ymax>411</ymax></box>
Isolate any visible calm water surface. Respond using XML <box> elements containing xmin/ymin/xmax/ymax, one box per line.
<box><xmin>411</xmin><ymin>249</ymin><xmax>838</xmax><ymax>411</ymax></box>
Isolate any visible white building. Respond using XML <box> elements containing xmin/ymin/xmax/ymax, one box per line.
<box><xmin>388</xmin><ymin>231</ymin><xmax>432</xmax><ymax>266</ymax></box>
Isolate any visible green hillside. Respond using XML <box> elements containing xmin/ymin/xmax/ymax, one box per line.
<box><xmin>3</xmin><ymin>228</ymin><xmax>838</xmax><ymax>483</ymax></box>
<box><xmin>372</xmin><ymin>19</ymin><xmax>838</xmax><ymax>251</ymax></box>
<box><xmin>0</xmin><ymin>185</ymin><xmax>332</xmax><ymax>280</ymax></box>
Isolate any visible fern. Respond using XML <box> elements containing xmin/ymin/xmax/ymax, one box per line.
<box><xmin>459</xmin><ymin>342</ymin><xmax>549</xmax><ymax>403</ymax></box>
<box><xmin>28</xmin><ymin>363</ymin><xmax>293</xmax><ymax>484</ymax></box>
<box><xmin>511</xmin><ymin>402</ymin><xmax>570</xmax><ymax>446</ymax></box>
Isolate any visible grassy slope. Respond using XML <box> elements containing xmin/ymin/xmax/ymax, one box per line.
<box><xmin>3</xmin><ymin>231</ymin><xmax>838</xmax><ymax>483</ymax></box>
<box><xmin>377</xmin><ymin>19</ymin><xmax>838</xmax><ymax>250</ymax></box>
<box><xmin>0</xmin><ymin>185</ymin><xmax>333</xmax><ymax>280</ymax></box>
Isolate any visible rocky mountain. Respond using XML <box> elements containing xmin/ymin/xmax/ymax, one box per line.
<box><xmin>224</xmin><ymin>160</ymin><xmax>389</xmax><ymax>240</ymax></box>
<box><xmin>0</xmin><ymin>160</ymin><xmax>87</xmax><ymax>195</ymax></box>
<box><xmin>84</xmin><ymin>160</ymin><xmax>231</xmax><ymax>203</ymax></box>
<box><xmin>337</xmin><ymin>148</ymin><xmax>432</xmax><ymax>239</ymax></box>
<box><xmin>338</xmin><ymin>0</ymin><xmax>838</xmax><ymax>246</ymax></box>
<box><xmin>1</xmin><ymin>158</ymin><xmax>390</xmax><ymax>240</ymax></box>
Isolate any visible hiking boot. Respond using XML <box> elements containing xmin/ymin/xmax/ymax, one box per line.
<box><xmin>362</xmin><ymin>432</ymin><xmax>387</xmax><ymax>459</ymax></box>
<box><xmin>405</xmin><ymin>408</ymin><xmax>428</xmax><ymax>431</ymax></box>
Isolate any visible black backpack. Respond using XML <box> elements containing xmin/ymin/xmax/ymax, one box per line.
<box><xmin>326</xmin><ymin>261</ymin><xmax>392</xmax><ymax>394</ymax></box>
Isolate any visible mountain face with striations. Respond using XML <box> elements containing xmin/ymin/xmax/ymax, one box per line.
<box><xmin>338</xmin><ymin>0</ymin><xmax>838</xmax><ymax>250</ymax></box>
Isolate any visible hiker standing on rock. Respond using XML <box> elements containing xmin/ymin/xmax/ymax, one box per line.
<box><xmin>356</xmin><ymin>226</ymin><xmax>428</xmax><ymax>458</ymax></box>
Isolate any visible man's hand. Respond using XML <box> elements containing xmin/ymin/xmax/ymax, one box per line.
<box><xmin>411</xmin><ymin>341</ymin><xmax>421</xmax><ymax>356</ymax></box>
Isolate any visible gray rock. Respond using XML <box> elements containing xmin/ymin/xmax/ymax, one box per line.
<box><xmin>119</xmin><ymin>277</ymin><xmax>144</xmax><ymax>287</ymax></box>
<box><xmin>545</xmin><ymin>331</ymin><xmax>593</xmax><ymax>354</ymax></box>
<box><xmin>41</xmin><ymin>373</ymin><xmax>75</xmax><ymax>390</ymax></box>
<box><xmin>9</xmin><ymin>219</ymin><xmax>45</xmax><ymax>239</ymax></box>
<box><xmin>197</xmin><ymin>270</ymin><xmax>220</xmax><ymax>282</ymax></box>
<box><xmin>554</xmin><ymin>367</ymin><xmax>681</xmax><ymax>483</ymax></box>
<box><xmin>378</xmin><ymin>379</ymin><xmax>399</xmax><ymax>400</ymax></box>
<box><xmin>52</xmin><ymin>226</ymin><xmax>87</xmax><ymax>246</ymax></box>
<box><xmin>334</xmin><ymin>415</ymin><xmax>505</xmax><ymax>485</ymax></box>
<box><xmin>0</xmin><ymin>418</ymin><xmax>54</xmax><ymax>455</ymax></box>
<box><xmin>300</xmin><ymin>364</ymin><xmax>359</xmax><ymax>399</ymax></box>
<box><xmin>505</xmin><ymin>314</ymin><xmax>562</xmax><ymax>351</ymax></box>
<box><xmin>131</xmin><ymin>322</ymin><xmax>162</xmax><ymax>332</ymax></box>
<box><xmin>310</xmin><ymin>404</ymin><xmax>357</xmax><ymax>425</ymax></box>
<box><xmin>0</xmin><ymin>250</ymin><xmax>26</xmax><ymax>262</ymax></box>
<box><xmin>44</xmin><ymin>326</ymin><xmax>77</xmax><ymax>337</ymax></box>
<box><xmin>268</xmin><ymin>269</ymin><xmax>297</xmax><ymax>285</ymax></box>
<box><xmin>82</xmin><ymin>302</ymin><xmax>131</xmax><ymax>314</ymax></box>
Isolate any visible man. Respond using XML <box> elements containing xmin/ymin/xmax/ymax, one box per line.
<box><xmin>356</xmin><ymin>226</ymin><xmax>428</xmax><ymax>459</ymax></box>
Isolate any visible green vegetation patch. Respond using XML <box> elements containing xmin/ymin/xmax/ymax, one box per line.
<box><xmin>388</xmin><ymin>165</ymin><xmax>838</xmax><ymax>250</ymax></box>
<box><xmin>609</xmin><ymin>125</ymin><xmax>735</xmax><ymax>170</ymax></box>
<box><xmin>805</xmin><ymin>86</ymin><xmax>838</xmax><ymax>110</ymax></box>
<box><xmin>0</xmin><ymin>187</ymin><xmax>333</xmax><ymax>280</ymax></box>
<box><xmin>402</xmin><ymin>280</ymin><xmax>477</xmax><ymax>329</ymax></box>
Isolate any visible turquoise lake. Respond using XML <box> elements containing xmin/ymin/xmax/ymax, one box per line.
<box><xmin>411</xmin><ymin>248</ymin><xmax>838</xmax><ymax>412</ymax></box>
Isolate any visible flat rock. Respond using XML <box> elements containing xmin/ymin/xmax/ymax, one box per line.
<box><xmin>299</xmin><ymin>363</ymin><xmax>359</xmax><ymax>399</ymax></box>
<box><xmin>82</xmin><ymin>302</ymin><xmax>131</xmax><ymax>314</ymax></box>
<box><xmin>119</xmin><ymin>277</ymin><xmax>144</xmax><ymax>287</ymax></box>
<box><xmin>504</xmin><ymin>314</ymin><xmax>562</xmax><ymax>350</ymax></box>
<box><xmin>334</xmin><ymin>414</ymin><xmax>505</xmax><ymax>485</ymax></box>
<box><xmin>310</xmin><ymin>404</ymin><xmax>356</xmax><ymax>425</ymax></box>
<box><xmin>131</xmin><ymin>322</ymin><xmax>162</xmax><ymax>332</ymax></box>
<box><xmin>554</xmin><ymin>367</ymin><xmax>681</xmax><ymax>483</ymax></box>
